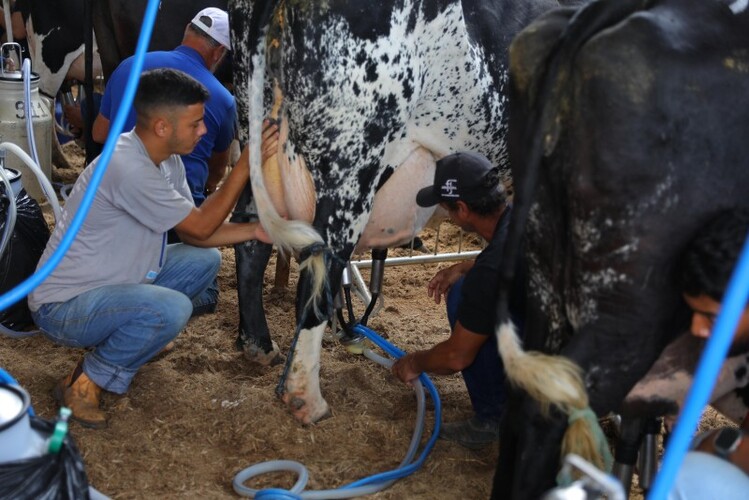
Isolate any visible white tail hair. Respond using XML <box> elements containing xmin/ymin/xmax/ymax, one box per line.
<box><xmin>247</xmin><ymin>45</ymin><xmax>326</xmax><ymax>308</ymax></box>
<box><xmin>497</xmin><ymin>321</ymin><xmax>607</xmax><ymax>469</ymax></box>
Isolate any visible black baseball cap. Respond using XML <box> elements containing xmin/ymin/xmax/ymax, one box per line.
<box><xmin>416</xmin><ymin>151</ymin><xmax>501</xmax><ymax>207</ymax></box>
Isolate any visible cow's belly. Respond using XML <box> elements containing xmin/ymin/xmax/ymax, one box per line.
<box><xmin>356</xmin><ymin>146</ymin><xmax>439</xmax><ymax>252</ymax></box>
<box><xmin>266</xmin><ymin>131</ymin><xmax>443</xmax><ymax>254</ymax></box>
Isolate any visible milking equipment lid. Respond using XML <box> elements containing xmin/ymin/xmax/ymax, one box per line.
<box><xmin>0</xmin><ymin>68</ymin><xmax>40</xmax><ymax>83</ymax></box>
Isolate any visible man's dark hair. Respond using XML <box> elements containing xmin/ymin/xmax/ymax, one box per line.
<box><xmin>442</xmin><ymin>168</ymin><xmax>507</xmax><ymax>216</ymax></box>
<box><xmin>133</xmin><ymin>68</ymin><xmax>209</xmax><ymax>124</ymax></box>
<box><xmin>680</xmin><ymin>209</ymin><xmax>749</xmax><ymax>301</ymax></box>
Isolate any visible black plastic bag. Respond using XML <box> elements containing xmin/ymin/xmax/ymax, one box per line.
<box><xmin>0</xmin><ymin>184</ymin><xmax>50</xmax><ymax>329</ymax></box>
<box><xmin>0</xmin><ymin>417</ymin><xmax>90</xmax><ymax>500</ymax></box>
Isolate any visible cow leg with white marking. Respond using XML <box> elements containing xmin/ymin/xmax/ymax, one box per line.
<box><xmin>281</xmin><ymin>321</ymin><xmax>331</xmax><ymax>424</ymax></box>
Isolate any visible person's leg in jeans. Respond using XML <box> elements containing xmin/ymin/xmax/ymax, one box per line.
<box><xmin>34</xmin><ymin>284</ymin><xmax>194</xmax><ymax>394</ymax></box>
<box><xmin>34</xmin><ymin>283</ymin><xmax>193</xmax><ymax>427</ymax></box>
<box><xmin>192</xmin><ymin>278</ymin><xmax>220</xmax><ymax>316</ymax></box>
<box><xmin>166</xmin><ymin>231</ymin><xmax>220</xmax><ymax>316</ymax></box>
<box><xmin>155</xmin><ymin>243</ymin><xmax>220</xmax><ymax>303</ymax></box>
<box><xmin>443</xmin><ymin>276</ymin><xmax>506</xmax><ymax>448</ymax></box>
<box><xmin>32</xmin><ymin>243</ymin><xmax>219</xmax><ymax>427</ymax></box>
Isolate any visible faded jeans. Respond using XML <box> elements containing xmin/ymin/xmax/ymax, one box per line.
<box><xmin>32</xmin><ymin>244</ymin><xmax>220</xmax><ymax>393</ymax></box>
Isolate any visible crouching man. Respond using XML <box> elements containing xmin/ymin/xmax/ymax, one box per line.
<box><xmin>28</xmin><ymin>68</ymin><xmax>278</xmax><ymax>428</ymax></box>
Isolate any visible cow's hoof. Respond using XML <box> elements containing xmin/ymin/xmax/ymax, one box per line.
<box><xmin>281</xmin><ymin>393</ymin><xmax>331</xmax><ymax>425</ymax></box>
<box><xmin>242</xmin><ymin>340</ymin><xmax>284</xmax><ymax>367</ymax></box>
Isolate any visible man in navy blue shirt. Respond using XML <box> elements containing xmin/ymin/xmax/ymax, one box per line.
<box><xmin>391</xmin><ymin>152</ymin><xmax>526</xmax><ymax>449</ymax></box>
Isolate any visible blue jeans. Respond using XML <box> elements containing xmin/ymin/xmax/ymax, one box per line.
<box><xmin>32</xmin><ymin>244</ymin><xmax>220</xmax><ymax>393</ymax></box>
<box><xmin>446</xmin><ymin>276</ymin><xmax>507</xmax><ymax>422</ymax></box>
<box><xmin>191</xmin><ymin>278</ymin><xmax>219</xmax><ymax>316</ymax></box>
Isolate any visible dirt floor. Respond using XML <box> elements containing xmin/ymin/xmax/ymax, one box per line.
<box><xmin>0</xmin><ymin>143</ymin><xmax>731</xmax><ymax>499</ymax></box>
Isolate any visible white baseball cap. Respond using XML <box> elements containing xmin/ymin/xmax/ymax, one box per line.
<box><xmin>191</xmin><ymin>7</ymin><xmax>231</xmax><ymax>50</ymax></box>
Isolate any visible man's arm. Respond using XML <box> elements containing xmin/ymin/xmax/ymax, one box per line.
<box><xmin>92</xmin><ymin>113</ymin><xmax>110</xmax><ymax>144</ymax></box>
<box><xmin>391</xmin><ymin>321</ymin><xmax>487</xmax><ymax>384</ymax></box>
<box><xmin>174</xmin><ymin>122</ymin><xmax>278</xmax><ymax>243</ymax></box>
<box><xmin>694</xmin><ymin>427</ymin><xmax>749</xmax><ymax>475</ymax></box>
<box><xmin>178</xmin><ymin>221</ymin><xmax>269</xmax><ymax>247</ymax></box>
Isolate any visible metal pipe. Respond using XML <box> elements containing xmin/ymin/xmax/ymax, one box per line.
<box><xmin>350</xmin><ymin>250</ymin><xmax>479</xmax><ymax>269</ymax></box>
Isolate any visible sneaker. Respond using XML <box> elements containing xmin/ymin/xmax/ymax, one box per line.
<box><xmin>440</xmin><ymin>416</ymin><xmax>500</xmax><ymax>449</ymax></box>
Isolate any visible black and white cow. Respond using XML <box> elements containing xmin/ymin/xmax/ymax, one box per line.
<box><xmin>491</xmin><ymin>0</ymin><xmax>749</xmax><ymax>497</ymax></box>
<box><xmin>228</xmin><ymin>0</ymin><xmax>562</xmax><ymax>423</ymax></box>
<box><xmin>15</xmin><ymin>0</ymin><xmax>100</xmax><ymax>99</ymax></box>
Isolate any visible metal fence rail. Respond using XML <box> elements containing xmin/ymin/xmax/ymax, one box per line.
<box><xmin>346</xmin><ymin>223</ymin><xmax>483</xmax><ymax>313</ymax></box>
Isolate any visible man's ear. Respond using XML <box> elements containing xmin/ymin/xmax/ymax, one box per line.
<box><xmin>154</xmin><ymin>117</ymin><xmax>170</xmax><ymax>138</ymax></box>
<box><xmin>456</xmin><ymin>200</ymin><xmax>470</xmax><ymax>218</ymax></box>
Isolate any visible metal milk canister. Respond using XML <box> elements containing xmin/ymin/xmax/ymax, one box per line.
<box><xmin>0</xmin><ymin>46</ymin><xmax>52</xmax><ymax>202</ymax></box>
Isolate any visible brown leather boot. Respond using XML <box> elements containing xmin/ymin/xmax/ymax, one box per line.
<box><xmin>53</xmin><ymin>362</ymin><xmax>107</xmax><ymax>429</ymax></box>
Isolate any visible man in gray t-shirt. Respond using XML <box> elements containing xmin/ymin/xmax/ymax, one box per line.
<box><xmin>30</xmin><ymin>69</ymin><xmax>278</xmax><ymax>429</ymax></box>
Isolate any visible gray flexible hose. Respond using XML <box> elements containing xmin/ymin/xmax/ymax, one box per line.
<box><xmin>233</xmin><ymin>346</ymin><xmax>428</xmax><ymax>498</ymax></box>
<box><xmin>22</xmin><ymin>59</ymin><xmax>62</xmax><ymax>220</ymax></box>
<box><xmin>0</xmin><ymin>165</ymin><xmax>17</xmax><ymax>257</ymax></box>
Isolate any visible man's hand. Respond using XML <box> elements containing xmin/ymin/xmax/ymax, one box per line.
<box><xmin>235</xmin><ymin>120</ymin><xmax>279</xmax><ymax>171</ymax></box>
<box><xmin>261</xmin><ymin>119</ymin><xmax>279</xmax><ymax>164</ymax></box>
<box><xmin>427</xmin><ymin>261</ymin><xmax>472</xmax><ymax>305</ymax></box>
<box><xmin>391</xmin><ymin>353</ymin><xmax>421</xmax><ymax>385</ymax></box>
<box><xmin>254</xmin><ymin>223</ymin><xmax>273</xmax><ymax>244</ymax></box>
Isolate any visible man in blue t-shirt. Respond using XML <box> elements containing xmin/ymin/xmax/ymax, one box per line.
<box><xmin>92</xmin><ymin>7</ymin><xmax>236</xmax><ymax>207</ymax></box>
<box><xmin>92</xmin><ymin>7</ymin><xmax>237</xmax><ymax>315</ymax></box>
<box><xmin>391</xmin><ymin>151</ymin><xmax>526</xmax><ymax>449</ymax></box>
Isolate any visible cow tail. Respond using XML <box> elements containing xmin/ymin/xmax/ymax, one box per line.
<box><xmin>497</xmin><ymin>322</ymin><xmax>586</xmax><ymax>417</ymax></box>
<box><xmin>496</xmin><ymin>0</ymin><xmax>652</xmax><ymax>470</ymax></box>
<box><xmin>245</xmin><ymin>1</ymin><xmax>327</xmax><ymax>310</ymax></box>
<box><xmin>497</xmin><ymin>322</ymin><xmax>610</xmax><ymax>471</ymax></box>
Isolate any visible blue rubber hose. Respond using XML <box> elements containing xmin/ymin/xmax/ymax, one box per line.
<box><xmin>234</xmin><ymin>324</ymin><xmax>442</xmax><ymax>498</ymax></box>
<box><xmin>648</xmin><ymin>233</ymin><xmax>749</xmax><ymax>500</ymax></box>
<box><xmin>0</xmin><ymin>0</ymin><xmax>161</xmax><ymax>313</ymax></box>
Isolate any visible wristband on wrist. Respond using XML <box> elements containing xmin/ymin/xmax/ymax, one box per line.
<box><xmin>713</xmin><ymin>427</ymin><xmax>743</xmax><ymax>460</ymax></box>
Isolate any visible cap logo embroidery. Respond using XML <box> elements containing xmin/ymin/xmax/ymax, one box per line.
<box><xmin>441</xmin><ymin>179</ymin><xmax>459</xmax><ymax>198</ymax></box>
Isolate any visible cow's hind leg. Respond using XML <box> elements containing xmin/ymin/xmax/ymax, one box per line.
<box><xmin>279</xmin><ymin>249</ymin><xmax>349</xmax><ymax>424</ymax></box>
<box><xmin>232</xmin><ymin>184</ymin><xmax>283</xmax><ymax>367</ymax></box>
<box><xmin>281</xmin><ymin>320</ymin><xmax>331</xmax><ymax>424</ymax></box>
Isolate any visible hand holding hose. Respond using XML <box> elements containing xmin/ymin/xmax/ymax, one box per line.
<box><xmin>391</xmin><ymin>353</ymin><xmax>421</xmax><ymax>385</ymax></box>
